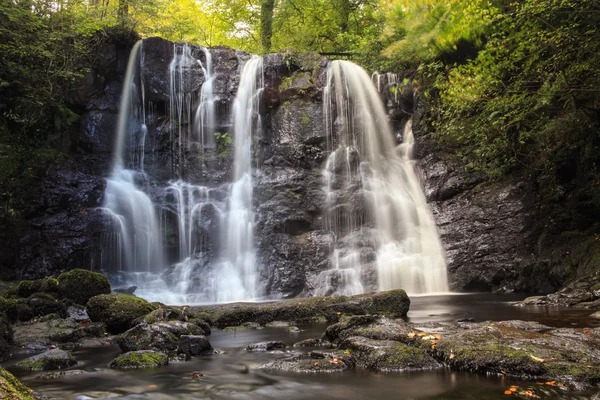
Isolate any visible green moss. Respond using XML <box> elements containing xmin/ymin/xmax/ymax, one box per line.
<box><xmin>109</xmin><ymin>351</ymin><xmax>168</xmax><ymax>369</ymax></box>
<box><xmin>0</xmin><ymin>367</ymin><xmax>35</xmax><ymax>400</ymax></box>
<box><xmin>279</xmin><ymin>76</ymin><xmax>293</xmax><ymax>91</ymax></box>
<box><xmin>546</xmin><ymin>362</ymin><xmax>600</xmax><ymax>382</ymax></box>
<box><xmin>300</xmin><ymin>111</ymin><xmax>311</xmax><ymax>127</ymax></box>
<box><xmin>0</xmin><ymin>297</ymin><xmax>18</xmax><ymax>322</ymax></box>
<box><xmin>58</xmin><ymin>268</ymin><xmax>111</xmax><ymax>305</ymax></box>
<box><xmin>86</xmin><ymin>293</ymin><xmax>157</xmax><ymax>334</ymax></box>
<box><xmin>17</xmin><ymin>278</ymin><xmax>59</xmax><ymax>298</ymax></box>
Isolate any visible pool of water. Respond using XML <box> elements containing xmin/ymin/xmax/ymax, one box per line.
<box><xmin>5</xmin><ymin>293</ymin><xmax>600</xmax><ymax>399</ymax></box>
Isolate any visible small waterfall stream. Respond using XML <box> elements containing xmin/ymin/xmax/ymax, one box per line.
<box><xmin>319</xmin><ymin>60</ymin><xmax>448</xmax><ymax>295</ymax></box>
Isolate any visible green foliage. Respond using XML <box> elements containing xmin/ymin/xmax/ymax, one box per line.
<box><xmin>412</xmin><ymin>0</ymin><xmax>600</xmax><ymax>179</ymax></box>
<box><xmin>214</xmin><ymin>131</ymin><xmax>233</xmax><ymax>157</ymax></box>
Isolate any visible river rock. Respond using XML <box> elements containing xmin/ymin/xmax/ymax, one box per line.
<box><xmin>261</xmin><ymin>350</ymin><xmax>354</xmax><ymax>373</ymax></box>
<box><xmin>246</xmin><ymin>341</ymin><xmax>286</xmax><ymax>351</ymax></box>
<box><xmin>109</xmin><ymin>350</ymin><xmax>168</xmax><ymax>369</ymax></box>
<box><xmin>177</xmin><ymin>335</ymin><xmax>213</xmax><ymax>356</ymax></box>
<box><xmin>86</xmin><ymin>293</ymin><xmax>157</xmax><ymax>334</ymax></box>
<box><xmin>16</xmin><ymin>349</ymin><xmax>77</xmax><ymax>371</ymax></box>
<box><xmin>114</xmin><ymin>323</ymin><xmax>178</xmax><ymax>353</ymax></box>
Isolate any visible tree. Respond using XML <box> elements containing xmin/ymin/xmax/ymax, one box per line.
<box><xmin>260</xmin><ymin>0</ymin><xmax>275</xmax><ymax>52</ymax></box>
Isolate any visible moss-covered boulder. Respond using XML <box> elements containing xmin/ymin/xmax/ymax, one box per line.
<box><xmin>58</xmin><ymin>269</ymin><xmax>111</xmax><ymax>306</ymax></box>
<box><xmin>27</xmin><ymin>292</ymin><xmax>67</xmax><ymax>318</ymax></box>
<box><xmin>86</xmin><ymin>293</ymin><xmax>156</xmax><ymax>334</ymax></box>
<box><xmin>177</xmin><ymin>335</ymin><xmax>213</xmax><ymax>356</ymax></box>
<box><xmin>0</xmin><ymin>297</ymin><xmax>18</xmax><ymax>322</ymax></box>
<box><xmin>323</xmin><ymin>316</ymin><xmax>413</xmax><ymax>344</ymax></box>
<box><xmin>114</xmin><ymin>323</ymin><xmax>178</xmax><ymax>353</ymax></box>
<box><xmin>144</xmin><ymin>307</ymin><xmax>189</xmax><ymax>324</ymax></box>
<box><xmin>0</xmin><ymin>316</ymin><xmax>13</xmax><ymax>344</ymax></box>
<box><xmin>0</xmin><ymin>367</ymin><xmax>35</xmax><ymax>400</ymax></box>
<box><xmin>196</xmin><ymin>289</ymin><xmax>410</xmax><ymax>328</ymax></box>
<box><xmin>339</xmin><ymin>336</ymin><xmax>440</xmax><ymax>372</ymax></box>
<box><xmin>14</xmin><ymin>301</ymin><xmax>33</xmax><ymax>322</ymax></box>
<box><xmin>261</xmin><ymin>350</ymin><xmax>355</xmax><ymax>373</ymax></box>
<box><xmin>17</xmin><ymin>278</ymin><xmax>59</xmax><ymax>298</ymax></box>
<box><xmin>109</xmin><ymin>350</ymin><xmax>168</xmax><ymax>369</ymax></box>
<box><xmin>16</xmin><ymin>349</ymin><xmax>76</xmax><ymax>371</ymax></box>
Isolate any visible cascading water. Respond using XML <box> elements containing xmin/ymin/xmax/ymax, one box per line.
<box><xmin>100</xmin><ymin>40</ymin><xmax>165</xmax><ymax>275</ymax></box>
<box><xmin>212</xmin><ymin>56</ymin><xmax>263</xmax><ymax>302</ymax></box>
<box><xmin>321</xmin><ymin>60</ymin><xmax>448</xmax><ymax>295</ymax></box>
<box><xmin>195</xmin><ymin>47</ymin><xmax>216</xmax><ymax>149</ymax></box>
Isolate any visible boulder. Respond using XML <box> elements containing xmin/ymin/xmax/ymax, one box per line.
<box><xmin>114</xmin><ymin>323</ymin><xmax>178</xmax><ymax>353</ymax></box>
<box><xmin>86</xmin><ymin>293</ymin><xmax>156</xmax><ymax>334</ymax></box>
<box><xmin>198</xmin><ymin>289</ymin><xmax>410</xmax><ymax>328</ymax></box>
<box><xmin>177</xmin><ymin>335</ymin><xmax>213</xmax><ymax>356</ymax></box>
<box><xmin>246</xmin><ymin>341</ymin><xmax>286</xmax><ymax>351</ymax></box>
<box><xmin>109</xmin><ymin>350</ymin><xmax>168</xmax><ymax>369</ymax></box>
<box><xmin>0</xmin><ymin>367</ymin><xmax>35</xmax><ymax>400</ymax></box>
<box><xmin>16</xmin><ymin>349</ymin><xmax>76</xmax><ymax>371</ymax></box>
<box><xmin>261</xmin><ymin>350</ymin><xmax>354</xmax><ymax>373</ymax></box>
<box><xmin>27</xmin><ymin>293</ymin><xmax>67</xmax><ymax>318</ymax></box>
<box><xmin>58</xmin><ymin>269</ymin><xmax>111</xmax><ymax>306</ymax></box>
<box><xmin>0</xmin><ymin>297</ymin><xmax>18</xmax><ymax>323</ymax></box>
<box><xmin>17</xmin><ymin>278</ymin><xmax>59</xmax><ymax>298</ymax></box>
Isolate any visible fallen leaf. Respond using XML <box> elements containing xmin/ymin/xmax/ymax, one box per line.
<box><xmin>449</xmin><ymin>353</ymin><xmax>455</xmax><ymax>360</ymax></box>
<box><xmin>433</xmin><ymin>333</ymin><xmax>442</xmax><ymax>340</ymax></box>
<box><xmin>530</xmin><ymin>354</ymin><xmax>545</xmax><ymax>363</ymax></box>
<box><xmin>504</xmin><ymin>390</ymin><xmax>513</xmax><ymax>395</ymax></box>
<box><xmin>545</xmin><ymin>381</ymin><xmax>555</xmax><ymax>386</ymax></box>
<box><xmin>510</xmin><ymin>387</ymin><xmax>517</xmax><ymax>392</ymax></box>
<box><xmin>148</xmin><ymin>385</ymin><xmax>157</xmax><ymax>389</ymax></box>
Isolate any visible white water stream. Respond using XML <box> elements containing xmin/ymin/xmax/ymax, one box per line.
<box><xmin>321</xmin><ymin>60</ymin><xmax>448</xmax><ymax>295</ymax></box>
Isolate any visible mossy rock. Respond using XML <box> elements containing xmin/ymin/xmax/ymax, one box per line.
<box><xmin>58</xmin><ymin>269</ymin><xmax>111</xmax><ymax>306</ymax></box>
<box><xmin>0</xmin><ymin>297</ymin><xmax>18</xmax><ymax>322</ymax></box>
<box><xmin>87</xmin><ymin>293</ymin><xmax>157</xmax><ymax>334</ymax></box>
<box><xmin>17</xmin><ymin>278</ymin><xmax>59</xmax><ymax>298</ymax></box>
<box><xmin>114</xmin><ymin>323</ymin><xmax>178</xmax><ymax>353</ymax></box>
<box><xmin>109</xmin><ymin>350</ymin><xmax>168</xmax><ymax>369</ymax></box>
<box><xmin>0</xmin><ymin>338</ymin><xmax>10</xmax><ymax>362</ymax></box>
<box><xmin>16</xmin><ymin>349</ymin><xmax>76</xmax><ymax>371</ymax></box>
<box><xmin>0</xmin><ymin>367</ymin><xmax>35</xmax><ymax>400</ymax></box>
<box><xmin>0</xmin><ymin>315</ymin><xmax>12</xmax><ymax>344</ymax></box>
<box><xmin>27</xmin><ymin>293</ymin><xmax>67</xmax><ymax>318</ymax></box>
<box><xmin>14</xmin><ymin>301</ymin><xmax>33</xmax><ymax>322</ymax></box>
<box><xmin>144</xmin><ymin>306</ymin><xmax>189</xmax><ymax>324</ymax></box>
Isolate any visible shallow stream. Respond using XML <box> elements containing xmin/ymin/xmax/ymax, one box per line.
<box><xmin>6</xmin><ymin>294</ymin><xmax>600</xmax><ymax>399</ymax></box>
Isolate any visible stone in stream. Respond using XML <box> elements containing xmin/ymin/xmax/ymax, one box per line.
<box><xmin>246</xmin><ymin>341</ymin><xmax>286</xmax><ymax>351</ymax></box>
<box><xmin>293</xmin><ymin>338</ymin><xmax>333</xmax><ymax>348</ymax></box>
<box><xmin>196</xmin><ymin>289</ymin><xmax>410</xmax><ymax>328</ymax></box>
<box><xmin>114</xmin><ymin>323</ymin><xmax>178</xmax><ymax>353</ymax></box>
<box><xmin>86</xmin><ymin>293</ymin><xmax>157</xmax><ymax>334</ymax></box>
<box><xmin>16</xmin><ymin>349</ymin><xmax>77</xmax><ymax>371</ymax></box>
<box><xmin>109</xmin><ymin>350</ymin><xmax>168</xmax><ymax>369</ymax></box>
<box><xmin>177</xmin><ymin>335</ymin><xmax>213</xmax><ymax>356</ymax></box>
<box><xmin>261</xmin><ymin>350</ymin><xmax>355</xmax><ymax>373</ymax></box>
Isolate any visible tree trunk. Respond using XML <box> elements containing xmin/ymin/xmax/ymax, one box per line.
<box><xmin>261</xmin><ymin>0</ymin><xmax>275</xmax><ymax>52</ymax></box>
<box><xmin>118</xmin><ymin>0</ymin><xmax>128</xmax><ymax>24</ymax></box>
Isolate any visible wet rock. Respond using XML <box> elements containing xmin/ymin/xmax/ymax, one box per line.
<box><xmin>0</xmin><ymin>367</ymin><xmax>35</xmax><ymax>399</ymax></box>
<box><xmin>48</xmin><ymin>322</ymin><xmax>106</xmax><ymax>343</ymax></box>
<box><xmin>86</xmin><ymin>293</ymin><xmax>157</xmax><ymax>334</ymax></box>
<box><xmin>431</xmin><ymin>321</ymin><xmax>600</xmax><ymax>389</ymax></box>
<box><xmin>177</xmin><ymin>335</ymin><xmax>213</xmax><ymax>356</ymax></box>
<box><xmin>114</xmin><ymin>323</ymin><xmax>178</xmax><ymax>353</ymax></box>
<box><xmin>114</xmin><ymin>286</ymin><xmax>137</xmax><ymax>295</ymax></box>
<box><xmin>17</xmin><ymin>278</ymin><xmax>59</xmax><ymax>298</ymax></box>
<box><xmin>223</xmin><ymin>322</ymin><xmax>262</xmax><ymax>331</ymax></box>
<box><xmin>144</xmin><ymin>307</ymin><xmax>191</xmax><ymax>324</ymax></box>
<box><xmin>261</xmin><ymin>350</ymin><xmax>354</xmax><ymax>373</ymax></box>
<box><xmin>323</xmin><ymin>316</ymin><xmax>413</xmax><ymax>344</ymax></box>
<box><xmin>27</xmin><ymin>293</ymin><xmax>67</xmax><ymax>318</ymax></box>
<box><xmin>67</xmin><ymin>305</ymin><xmax>90</xmax><ymax>322</ymax></box>
<box><xmin>200</xmin><ymin>289</ymin><xmax>410</xmax><ymax>328</ymax></box>
<box><xmin>16</xmin><ymin>349</ymin><xmax>76</xmax><ymax>371</ymax></box>
<box><xmin>154</xmin><ymin>321</ymin><xmax>205</xmax><ymax>336</ymax></box>
<box><xmin>339</xmin><ymin>336</ymin><xmax>440</xmax><ymax>372</ymax></box>
<box><xmin>58</xmin><ymin>269</ymin><xmax>111</xmax><ymax>306</ymax></box>
<box><xmin>293</xmin><ymin>338</ymin><xmax>333</xmax><ymax>348</ymax></box>
<box><xmin>109</xmin><ymin>350</ymin><xmax>168</xmax><ymax>369</ymax></box>
<box><xmin>246</xmin><ymin>341</ymin><xmax>286</xmax><ymax>351</ymax></box>
<box><xmin>286</xmin><ymin>326</ymin><xmax>301</xmax><ymax>332</ymax></box>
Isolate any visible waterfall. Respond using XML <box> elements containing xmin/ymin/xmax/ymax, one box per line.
<box><xmin>100</xmin><ymin>40</ymin><xmax>165</xmax><ymax>275</ymax></box>
<box><xmin>213</xmin><ymin>56</ymin><xmax>263</xmax><ymax>302</ymax></box>
<box><xmin>321</xmin><ymin>60</ymin><xmax>448</xmax><ymax>295</ymax></box>
<box><xmin>195</xmin><ymin>47</ymin><xmax>216</xmax><ymax>149</ymax></box>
